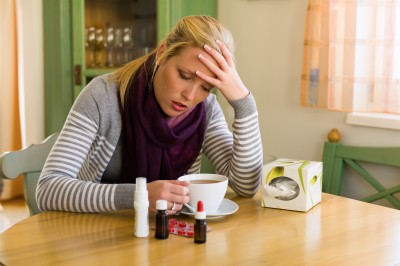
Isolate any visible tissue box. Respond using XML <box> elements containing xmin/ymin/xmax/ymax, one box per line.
<box><xmin>261</xmin><ymin>158</ymin><xmax>323</xmax><ymax>212</ymax></box>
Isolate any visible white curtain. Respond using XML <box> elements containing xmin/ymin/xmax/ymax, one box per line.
<box><xmin>301</xmin><ymin>0</ymin><xmax>400</xmax><ymax>114</ymax></box>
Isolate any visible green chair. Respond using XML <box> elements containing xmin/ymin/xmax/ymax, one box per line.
<box><xmin>322</xmin><ymin>128</ymin><xmax>400</xmax><ymax>209</ymax></box>
<box><xmin>0</xmin><ymin>133</ymin><xmax>58</xmax><ymax>216</ymax></box>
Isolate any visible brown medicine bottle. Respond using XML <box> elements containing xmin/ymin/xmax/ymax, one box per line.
<box><xmin>194</xmin><ymin>201</ymin><xmax>206</xmax><ymax>244</ymax></box>
<box><xmin>155</xmin><ymin>200</ymin><xmax>169</xmax><ymax>239</ymax></box>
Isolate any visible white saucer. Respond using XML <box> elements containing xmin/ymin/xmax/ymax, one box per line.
<box><xmin>180</xmin><ymin>198</ymin><xmax>239</xmax><ymax>218</ymax></box>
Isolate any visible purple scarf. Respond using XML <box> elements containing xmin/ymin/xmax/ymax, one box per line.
<box><xmin>120</xmin><ymin>55</ymin><xmax>206</xmax><ymax>183</ymax></box>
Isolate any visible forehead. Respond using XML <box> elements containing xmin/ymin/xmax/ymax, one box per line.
<box><xmin>176</xmin><ymin>46</ymin><xmax>213</xmax><ymax>60</ymax></box>
<box><xmin>168</xmin><ymin>46</ymin><xmax>217</xmax><ymax>74</ymax></box>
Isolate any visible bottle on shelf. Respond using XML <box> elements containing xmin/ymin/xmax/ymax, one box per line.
<box><xmin>105</xmin><ymin>26</ymin><xmax>115</xmax><ymax>68</ymax></box>
<box><xmin>94</xmin><ymin>28</ymin><xmax>106</xmax><ymax>67</ymax></box>
<box><xmin>86</xmin><ymin>27</ymin><xmax>96</xmax><ymax>68</ymax></box>
<box><xmin>123</xmin><ymin>27</ymin><xmax>135</xmax><ymax>64</ymax></box>
<box><xmin>114</xmin><ymin>28</ymin><xmax>124</xmax><ymax>67</ymax></box>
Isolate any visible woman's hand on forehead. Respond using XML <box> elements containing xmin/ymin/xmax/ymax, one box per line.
<box><xmin>195</xmin><ymin>40</ymin><xmax>249</xmax><ymax>101</ymax></box>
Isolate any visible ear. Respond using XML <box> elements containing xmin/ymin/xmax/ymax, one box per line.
<box><xmin>156</xmin><ymin>44</ymin><xmax>166</xmax><ymax>65</ymax></box>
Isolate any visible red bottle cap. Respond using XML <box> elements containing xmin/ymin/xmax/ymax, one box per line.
<box><xmin>195</xmin><ymin>200</ymin><xmax>206</xmax><ymax>220</ymax></box>
<box><xmin>197</xmin><ymin>201</ymin><xmax>204</xmax><ymax>212</ymax></box>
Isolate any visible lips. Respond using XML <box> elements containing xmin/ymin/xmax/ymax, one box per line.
<box><xmin>172</xmin><ymin>101</ymin><xmax>187</xmax><ymax>112</ymax></box>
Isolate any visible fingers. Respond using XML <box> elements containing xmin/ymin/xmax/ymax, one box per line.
<box><xmin>204</xmin><ymin>41</ymin><xmax>234</xmax><ymax>69</ymax></box>
<box><xmin>168</xmin><ymin>180</ymin><xmax>189</xmax><ymax>187</ymax></box>
<box><xmin>167</xmin><ymin>201</ymin><xmax>183</xmax><ymax>215</ymax></box>
<box><xmin>166</xmin><ymin>180</ymin><xmax>189</xmax><ymax>196</ymax></box>
<box><xmin>170</xmin><ymin>201</ymin><xmax>177</xmax><ymax>211</ymax></box>
<box><xmin>196</xmin><ymin>41</ymin><xmax>235</xmax><ymax>88</ymax></box>
<box><xmin>216</xmin><ymin>40</ymin><xmax>234</xmax><ymax>67</ymax></box>
<box><xmin>168</xmin><ymin>191</ymin><xmax>190</xmax><ymax>205</ymax></box>
<box><xmin>196</xmin><ymin>40</ymin><xmax>249</xmax><ymax>102</ymax></box>
<box><xmin>196</xmin><ymin>54</ymin><xmax>223</xmax><ymax>89</ymax></box>
<box><xmin>198</xmin><ymin>53</ymin><xmax>223</xmax><ymax>77</ymax></box>
<box><xmin>147</xmin><ymin>180</ymin><xmax>190</xmax><ymax>214</ymax></box>
<box><xmin>166</xmin><ymin>183</ymin><xmax>189</xmax><ymax>214</ymax></box>
<box><xmin>203</xmin><ymin>44</ymin><xmax>229</xmax><ymax>71</ymax></box>
<box><xmin>195</xmin><ymin>70</ymin><xmax>217</xmax><ymax>90</ymax></box>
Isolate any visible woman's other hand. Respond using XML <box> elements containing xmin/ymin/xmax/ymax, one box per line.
<box><xmin>147</xmin><ymin>180</ymin><xmax>190</xmax><ymax>214</ymax></box>
<box><xmin>195</xmin><ymin>40</ymin><xmax>249</xmax><ymax>101</ymax></box>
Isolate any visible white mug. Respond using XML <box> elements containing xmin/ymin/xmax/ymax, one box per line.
<box><xmin>178</xmin><ymin>173</ymin><xmax>228</xmax><ymax>214</ymax></box>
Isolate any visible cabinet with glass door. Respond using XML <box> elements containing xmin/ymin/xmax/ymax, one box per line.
<box><xmin>73</xmin><ymin>0</ymin><xmax>158</xmax><ymax>99</ymax></box>
<box><xmin>43</xmin><ymin>0</ymin><xmax>216</xmax><ymax>135</ymax></box>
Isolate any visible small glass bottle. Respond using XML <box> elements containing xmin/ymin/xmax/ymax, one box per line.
<box><xmin>155</xmin><ymin>200</ymin><xmax>169</xmax><ymax>239</ymax></box>
<box><xmin>114</xmin><ymin>28</ymin><xmax>124</xmax><ymax>66</ymax></box>
<box><xmin>94</xmin><ymin>28</ymin><xmax>106</xmax><ymax>67</ymax></box>
<box><xmin>105</xmin><ymin>26</ymin><xmax>115</xmax><ymax>68</ymax></box>
<box><xmin>194</xmin><ymin>201</ymin><xmax>206</xmax><ymax>244</ymax></box>
<box><xmin>122</xmin><ymin>27</ymin><xmax>134</xmax><ymax>63</ymax></box>
<box><xmin>86</xmin><ymin>27</ymin><xmax>96</xmax><ymax>68</ymax></box>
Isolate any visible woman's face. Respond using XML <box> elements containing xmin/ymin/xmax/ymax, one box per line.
<box><xmin>153</xmin><ymin>46</ymin><xmax>216</xmax><ymax>117</ymax></box>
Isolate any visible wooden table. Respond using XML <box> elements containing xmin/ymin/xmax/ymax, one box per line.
<box><xmin>1</xmin><ymin>191</ymin><xmax>400</xmax><ymax>265</ymax></box>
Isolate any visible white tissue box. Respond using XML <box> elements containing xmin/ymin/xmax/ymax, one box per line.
<box><xmin>261</xmin><ymin>158</ymin><xmax>323</xmax><ymax>212</ymax></box>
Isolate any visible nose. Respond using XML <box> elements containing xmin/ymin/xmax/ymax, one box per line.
<box><xmin>182</xmin><ymin>85</ymin><xmax>197</xmax><ymax>101</ymax></box>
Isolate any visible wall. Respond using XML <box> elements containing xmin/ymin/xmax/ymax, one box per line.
<box><xmin>218</xmin><ymin>0</ymin><xmax>400</xmax><ymax>207</ymax></box>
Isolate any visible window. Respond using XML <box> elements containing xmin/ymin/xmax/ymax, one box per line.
<box><xmin>301</xmin><ymin>0</ymin><xmax>400</xmax><ymax>115</ymax></box>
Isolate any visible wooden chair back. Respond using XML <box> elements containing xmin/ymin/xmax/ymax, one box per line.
<box><xmin>322</xmin><ymin>128</ymin><xmax>400</xmax><ymax>209</ymax></box>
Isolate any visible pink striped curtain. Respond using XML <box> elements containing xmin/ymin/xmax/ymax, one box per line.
<box><xmin>301</xmin><ymin>0</ymin><xmax>400</xmax><ymax>114</ymax></box>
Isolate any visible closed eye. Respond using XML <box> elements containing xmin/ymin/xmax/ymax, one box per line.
<box><xmin>179</xmin><ymin>68</ymin><xmax>213</xmax><ymax>92</ymax></box>
<box><xmin>202</xmin><ymin>86</ymin><xmax>213</xmax><ymax>93</ymax></box>
<box><xmin>179</xmin><ymin>70</ymin><xmax>191</xmax><ymax>80</ymax></box>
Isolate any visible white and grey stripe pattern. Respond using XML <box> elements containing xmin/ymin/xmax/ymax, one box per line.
<box><xmin>37</xmin><ymin>110</ymin><xmax>118</xmax><ymax>212</ymax></box>
<box><xmin>201</xmin><ymin>111</ymin><xmax>262</xmax><ymax>197</ymax></box>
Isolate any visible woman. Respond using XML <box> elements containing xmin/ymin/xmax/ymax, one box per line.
<box><xmin>37</xmin><ymin>15</ymin><xmax>263</xmax><ymax>214</ymax></box>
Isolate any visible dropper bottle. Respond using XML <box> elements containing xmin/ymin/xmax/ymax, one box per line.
<box><xmin>155</xmin><ymin>199</ymin><xmax>169</xmax><ymax>239</ymax></box>
<box><xmin>194</xmin><ymin>200</ymin><xmax>207</xmax><ymax>244</ymax></box>
<box><xmin>134</xmin><ymin>177</ymin><xmax>149</xmax><ymax>237</ymax></box>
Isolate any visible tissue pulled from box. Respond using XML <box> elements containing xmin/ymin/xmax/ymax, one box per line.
<box><xmin>263</xmin><ymin>176</ymin><xmax>299</xmax><ymax>200</ymax></box>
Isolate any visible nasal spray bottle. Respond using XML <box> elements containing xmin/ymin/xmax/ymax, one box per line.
<box><xmin>134</xmin><ymin>177</ymin><xmax>149</xmax><ymax>237</ymax></box>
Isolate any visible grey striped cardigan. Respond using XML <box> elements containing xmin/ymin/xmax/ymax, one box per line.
<box><xmin>36</xmin><ymin>74</ymin><xmax>263</xmax><ymax>212</ymax></box>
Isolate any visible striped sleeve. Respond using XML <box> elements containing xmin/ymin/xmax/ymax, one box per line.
<box><xmin>36</xmin><ymin>79</ymin><xmax>132</xmax><ymax>213</ymax></box>
<box><xmin>203</xmin><ymin>93</ymin><xmax>263</xmax><ymax>197</ymax></box>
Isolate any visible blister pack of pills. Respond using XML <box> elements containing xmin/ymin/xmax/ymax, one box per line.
<box><xmin>168</xmin><ymin>219</ymin><xmax>194</xmax><ymax>237</ymax></box>
<box><xmin>168</xmin><ymin>218</ymin><xmax>210</xmax><ymax>237</ymax></box>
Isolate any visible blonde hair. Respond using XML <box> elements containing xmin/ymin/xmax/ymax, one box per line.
<box><xmin>110</xmin><ymin>15</ymin><xmax>234</xmax><ymax>105</ymax></box>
